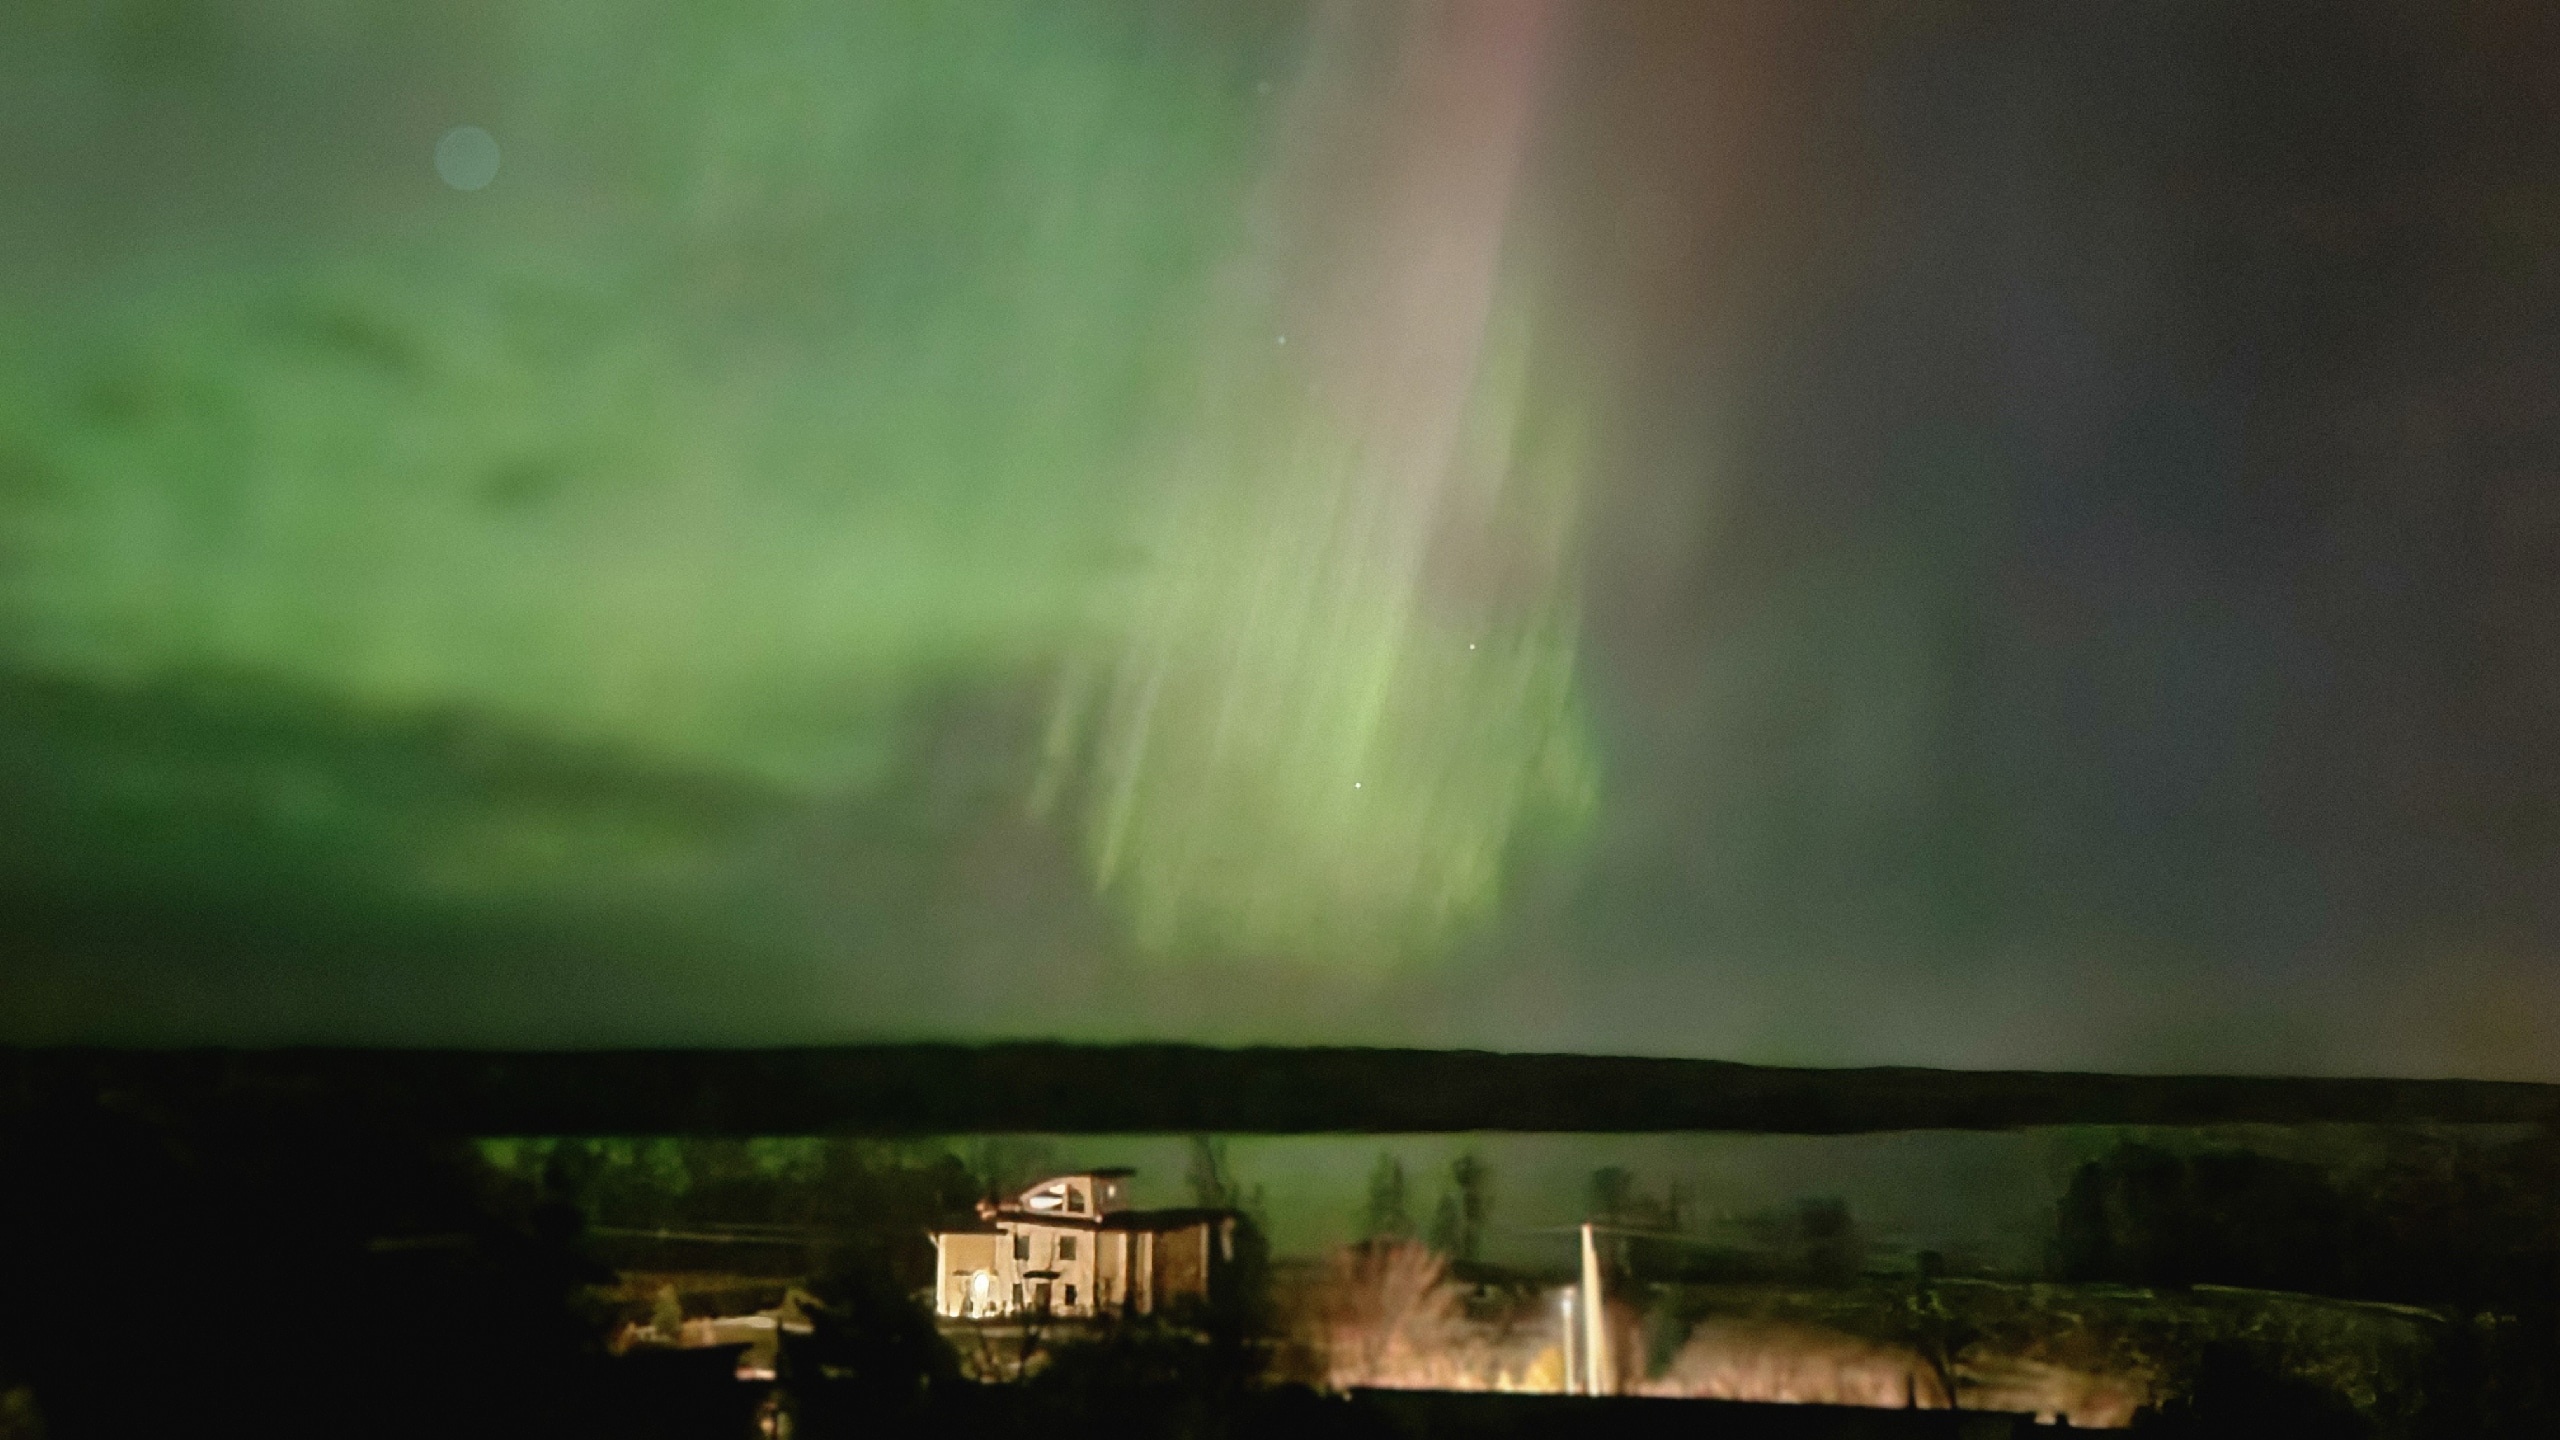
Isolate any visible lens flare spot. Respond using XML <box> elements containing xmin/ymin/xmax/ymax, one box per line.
<box><xmin>435</xmin><ymin>126</ymin><xmax>502</xmax><ymax>191</ymax></box>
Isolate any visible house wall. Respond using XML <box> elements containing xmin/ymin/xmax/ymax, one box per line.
<box><xmin>1154</xmin><ymin>1221</ymin><xmax>1212</xmax><ymax>1308</ymax></box>
<box><xmin>1002</xmin><ymin>1220</ymin><xmax>1099</xmax><ymax>1315</ymax></box>
<box><xmin>1096</xmin><ymin>1229</ymin><xmax>1127</xmax><ymax>1309</ymax></box>
<box><xmin>933</xmin><ymin>1221</ymin><xmax>1226</xmax><ymax>1318</ymax></box>
<box><xmin>931</xmin><ymin>1180</ymin><xmax>1229</xmax><ymax>1321</ymax></box>
<box><xmin>1136</xmin><ymin>1229</ymin><xmax>1155</xmax><ymax>1314</ymax></box>
<box><xmin>936</xmin><ymin>1232</ymin><xmax>1004</xmax><ymax>1318</ymax></box>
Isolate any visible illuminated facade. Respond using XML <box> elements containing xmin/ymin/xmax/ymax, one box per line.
<box><xmin>931</xmin><ymin>1170</ymin><xmax>1236</xmax><ymax>1320</ymax></box>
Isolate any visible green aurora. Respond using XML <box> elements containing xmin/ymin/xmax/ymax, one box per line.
<box><xmin>15</xmin><ymin>1</ymin><xmax>2560</xmax><ymax>1078</ymax></box>
<box><xmin>0</xmin><ymin>0</ymin><xmax>1595</xmax><ymax>1031</ymax></box>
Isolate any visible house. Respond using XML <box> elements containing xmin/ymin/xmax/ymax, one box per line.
<box><xmin>930</xmin><ymin>1169</ymin><xmax>1238</xmax><ymax>1320</ymax></box>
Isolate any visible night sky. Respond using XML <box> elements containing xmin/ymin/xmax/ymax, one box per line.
<box><xmin>6</xmin><ymin>0</ymin><xmax>2560</xmax><ymax>1078</ymax></box>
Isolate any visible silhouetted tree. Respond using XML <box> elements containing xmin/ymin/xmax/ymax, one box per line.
<box><xmin>1362</xmin><ymin>1154</ymin><xmax>1412</xmax><ymax>1241</ymax></box>
<box><xmin>1794</xmin><ymin>1197</ymin><xmax>1861</xmax><ymax>1285</ymax></box>
<box><xmin>1585</xmin><ymin>1165</ymin><xmax>1639</xmax><ymax>1270</ymax></box>
<box><xmin>2134</xmin><ymin>1342</ymin><xmax>2370</xmax><ymax>1438</ymax></box>
<box><xmin>1586</xmin><ymin>1166</ymin><xmax>1636</xmax><ymax>1223</ymax></box>
<box><xmin>0</xmin><ymin>1092</ymin><xmax>613</xmax><ymax>1440</ymax></box>
<box><xmin>2051</xmin><ymin>1136</ymin><xmax>2560</xmax><ymax>1437</ymax></box>
<box><xmin>1426</xmin><ymin>1153</ymin><xmax>1492</xmax><ymax>1265</ymax></box>
<box><xmin>2053</xmin><ymin>1144</ymin><xmax>2352</xmax><ymax>1293</ymax></box>
<box><xmin>778</xmin><ymin>1249</ymin><xmax>961</xmax><ymax>1436</ymax></box>
<box><xmin>1187</xmin><ymin>1136</ymin><xmax>1239</xmax><ymax>1209</ymax></box>
<box><xmin>1427</xmin><ymin>1192</ymin><xmax>1463</xmax><ymax>1262</ymax></box>
<box><xmin>966</xmin><ymin>1137</ymin><xmax>1058</xmax><ymax>1202</ymax></box>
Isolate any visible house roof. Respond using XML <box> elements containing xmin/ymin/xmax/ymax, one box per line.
<box><xmin>930</xmin><ymin>1203</ymin><xmax>1237</xmax><ymax>1246</ymax></box>
<box><xmin>1018</xmin><ymin>1169</ymin><xmax>1134</xmax><ymax>1188</ymax></box>
<box><xmin>984</xmin><ymin>1206</ymin><xmax>1238</xmax><ymax>1233</ymax></box>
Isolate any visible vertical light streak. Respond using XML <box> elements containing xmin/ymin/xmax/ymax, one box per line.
<box><xmin>1580</xmin><ymin>1219</ymin><xmax>1612</xmax><ymax>1395</ymax></box>
<box><xmin>1047</xmin><ymin>0</ymin><xmax>1597</xmax><ymax>963</ymax></box>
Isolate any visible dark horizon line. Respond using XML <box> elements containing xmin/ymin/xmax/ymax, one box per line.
<box><xmin>8</xmin><ymin>1041</ymin><xmax>2556</xmax><ymax>1136</ymax></box>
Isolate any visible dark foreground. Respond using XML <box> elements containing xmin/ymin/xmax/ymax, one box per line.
<box><xmin>2</xmin><ymin>1047</ymin><xmax>2551</xmax><ymax>1437</ymax></box>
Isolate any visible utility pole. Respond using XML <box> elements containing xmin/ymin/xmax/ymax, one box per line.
<box><xmin>1579</xmin><ymin>1221</ymin><xmax>1611</xmax><ymax>1395</ymax></box>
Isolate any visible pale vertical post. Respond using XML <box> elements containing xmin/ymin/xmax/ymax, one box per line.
<box><xmin>1559</xmin><ymin>1286</ymin><xmax>1579</xmax><ymax>1394</ymax></box>
<box><xmin>1137</xmin><ymin>1230</ymin><xmax>1156</xmax><ymax>1314</ymax></box>
<box><xmin>934</xmin><ymin>1233</ymin><xmax>950</xmax><ymax>1317</ymax></box>
<box><xmin>1580</xmin><ymin>1222</ymin><xmax>1611</xmax><ymax>1395</ymax></box>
